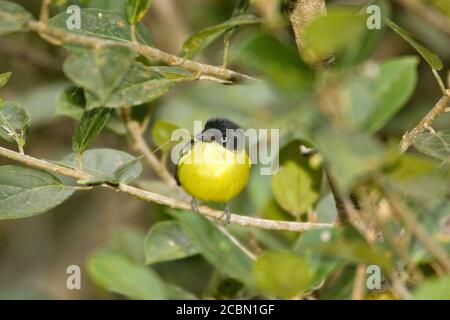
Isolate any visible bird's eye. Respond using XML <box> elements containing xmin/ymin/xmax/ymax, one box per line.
<box><xmin>221</xmin><ymin>136</ymin><xmax>228</xmax><ymax>143</ymax></box>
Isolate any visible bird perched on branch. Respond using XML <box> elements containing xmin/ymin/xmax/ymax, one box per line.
<box><xmin>176</xmin><ymin>118</ymin><xmax>251</xmax><ymax>225</ymax></box>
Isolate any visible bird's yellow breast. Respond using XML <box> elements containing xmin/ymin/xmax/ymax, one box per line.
<box><xmin>177</xmin><ymin>142</ymin><xmax>251</xmax><ymax>202</ymax></box>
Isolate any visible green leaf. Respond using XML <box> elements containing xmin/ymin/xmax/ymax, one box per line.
<box><xmin>181</xmin><ymin>15</ymin><xmax>261</xmax><ymax>58</ymax></box>
<box><xmin>126</xmin><ymin>0</ymin><xmax>152</xmax><ymax>24</ymax></box>
<box><xmin>86</xmin><ymin>251</ymin><xmax>168</xmax><ymax>300</ymax></box>
<box><xmin>386</xmin><ymin>19</ymin><xmax>443</xmax><ymax>70</ymax></box>
<box><xmin>110</xmin><ymin>226</ymin><xmax>146</xmax><ymax>263</ymax></box>
<box><xmin>48</xmin><ymin>8</ymin><xmax>152</xmax><ymax>45</ymax></box>
<box><xmin>60</xmin><ymin>148</ymin><xmax>142</xmax><ymax>179</ymax></box>
<box><xmin>145</xmin><ymin>221</ymin><xmax>199</xmax><ymax>264</ymax></box>
<box><xmin>413</xmin><ymin>130</ymin><xmax>450</xmax><ymax>162</ymax></box>
<box><xmin>166</xmin><ymin>284</ymin><xmax>198</xmax><ymax>300</ymax></box>
<box><xmin>0</xmin><ymin>101</ymin><xmax>30</xmax><ymax>147</ymax></box>
<box><xmin>314</xmin><ymin>128</ymin><xmax>386</xmax><ymax>191</ymax></box>
<box><xmin>72</xmin><ymin>108</ymin><xmax>111</xmax><ymax>154</ymax></box>
<box><xmin>151</xmin><ymin>119</ymin><xmax>180</xmax><ymax>152</ymax></box>
<box><xmin>56</xmin><ymin>86</ymin><xmax>126</xmax><ymax>135</ymax></box>
<box><xmin>253</xmin><ymin>251</ymin><xmax>312</xmax><ymax>298</ymax></box>
<box><xmin>0</xmin><ymin>0</ymin><xmax>32</xmax><ymax>36</ymax></box>
<box><xmin>84</xmin><ymin>63</ymin><xmax>179</xmax><ymax>109</ymax></box>
<box><xmin>0</xmin><ymin>71</ymin><xmax>12</xmax><ymax>88</ymax></box>
<box><xmin>302</xmin><ymin>7</ymin><xmax>367</xmax><ymax>64</ymax></box>
<box><xmin>63</xmin><ymin>45</ymin><xmax>136</xmax><ymax>105</ymax></box>
<box><xmin>0</xmin><ymin>165</ymin><xmax>75</xmax><ymax>219</ymax></box>
<box><xmin>346</xmin><ymin>57</ymin><xmax>418</xmax><ymax>133</ymax></box>
<box><xmin>413</xmin><ymin>276</ymin><xmax>450</xmax><ymax>300</ymax></box>
<box><xmin>233</xmin><ymin>33</ymin><xmax>313</xmax><ymax>91</ymax></box>
<box><xmin>271</xmin><ymin>140</ymin><xmax>323</xmax><ymax>217</ymax></box>
<box><xmin>293</xmin><ymin>228</ymin><xmax>392</xmax><ymax>270</ymax></box>
<box><xmin>168</xmin><ymin>210</ymin><xmax>254</xmax><ymax>287</ymax></box>
<box><xmin>77</xmin><ymin>156</ymin><xmax>143</xmax><ymax>186</ymax></box>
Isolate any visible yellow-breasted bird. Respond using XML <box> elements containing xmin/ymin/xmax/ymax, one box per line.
<box><xmin>176</xmin><ymin>118</ymin><xmax>251</xmax><ymax>224</ymax></box>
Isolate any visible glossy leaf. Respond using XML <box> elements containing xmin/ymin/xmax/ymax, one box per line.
<box><xmin>63</xmin><ymin>45</ymin><xmax>136</xmax><ymax>105</ymax></box>
<box><xmin>302</xmin><ymin>7</ymin><xmax>367</xmax><ymax>64</ymax></box>
<box><xmin>253</xmin><ymin>251</ymin><xmax>312</xmax><ymax>298</ymax></box>
<box><xmin>271</xmin><ymin>140</ymin><xmax>323</xmax><ymax>217</ymax></box>
<box><xmin>0</xmin><ymin>71</ymin><xmax>11</xmax><ymax>88</ymax></box>
<box><xmin>386</xmin><ymin>19</ymin><xmax>443</xmax><ymax>70</ymax></box>
<box><xmin>0</xmin><ymin>165</ymin><xmax>75</xmax><ymax>219</ymax></box>
<box><xmin>145</xmin><ymin>221</ymin><xmax>199</xmax><ymax>264</ymax></box>
<box><xmin>0</xmin><ymin>0</ymin><xmax>32</xmax><ymax>36</ymax></box>
<box><xmin>168</xmin><ymin>210</ymin><xmax>254</xmax><ymax>287</ymax></box>
<box><xmin>413</xmin><ymin>130</ymin><xmax>450</xmax><ymax>162</ymax></box>
<box><xmin>48</xmin><ymin>8</ymin><xmax>152</xmax><ymax>45</ymax></box>
<box><xmin>86</xmin><ymin>251</ymin><xmax>168</xmax><ymax>300</ymax></box>
<box><xmin>181</xmin><ymin>15</ymin><xmax>261</xmax><ymax>58</ymax></box>
<box><xmin>126</xmin><ymin>0</ymin><xmax>152</xmax><ymax>24</ymax></box>
<box><xmin>0</xmin><ymin>101</ymin><xmax>30</xmax><ymax>147</ymax></box>
<box><xmin>72</xmin><ymin>108</ymin><xmax>111</xmax><ymax>154</ymax></box>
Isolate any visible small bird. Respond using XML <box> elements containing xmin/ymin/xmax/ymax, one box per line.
<box><xmin>176</xmin><ymin>118</ymin><xmax>251</xmax><ymax>224</ymax></box>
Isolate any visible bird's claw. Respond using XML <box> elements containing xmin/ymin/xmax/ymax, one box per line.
<box><xmin>190</xmin><ymin>197</ymin><xmax>199</xmax><ymax>213</ymax></box>
<box><xmin>219</xmin><ymin>205</ymin><xmax>231</xmax><ymax>226</ymax></box>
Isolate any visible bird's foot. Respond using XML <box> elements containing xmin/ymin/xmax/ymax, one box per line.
<box><xmin>190</xmin><ymin>197</ymin><xmax>199</xmax><ymax>213</ymax></box>
<box><xmin>219</xmin><ymin>204</ymin><xmax>231</xmax><ymax>226</ymax></box>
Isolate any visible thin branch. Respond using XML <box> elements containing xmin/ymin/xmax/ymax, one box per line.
<box><xmin>284</xmin><ymin>0</ymin><xmax>326</xmax><ymax>53</ymax></box>
<box><xmin>0</xmin><ymin>146</ymin><xmax>332</xmax><ymax>233</ymax></box>
<box><xmin>26</xmin><ymin>20</ymin><xmax>257</xmax><ymax>83</ymax></box>
<box><xmin>39</xmin><ymin>0</ymin><xmax>51</xmax><ymax>23</ymax></box>
<box><xmin>351</xmin><ymin>264</ymin><xmax>367</xmax><ymax>300</ymax></box>
<box><xmin>120</xmin><ymin>109</ymin><xmax>177</xmax><ymax>187</ymax></box>
<box><xmin>394</xmin><ymin>0</ymin><xmax>450</xmax><ymax>37</ymax></box>
<box><xmin>400</xmin><ymin>89</ymin><xmax>450</xmax><ymax>152</ymax></box>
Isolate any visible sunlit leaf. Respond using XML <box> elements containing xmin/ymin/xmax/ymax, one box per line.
<box><xmin>386</xmin><ymin>19</ymin><xmax>443</xmax><ymax>70</ymax></box>
<box><xmin>0</xmin><ymin>0</ymin><xmax>32</xmax><ymax>36</ymax></box>
<box><xmin>145</xmin><ymin>221</ymin><xmax>199</xmax><ymax>264</ymax></box>
<box><xmin>271</xmin><ymin>140</ymin><xmax>323</xmax><ymax>217</ymax></box>
<box><xmin>0</xmin><ymin>165</ymin><xmax>75</xmax><ymax>219</ymax></box>
<box><xmin>86</xmin><ymin>251</ymin><xmax>168</xmax><ymax>300</ymax></box>
<box><xmin>253</xmin><ymin>251</ymin><xmax>312</xmax><ymax>298</ymax></box>
<box><xmin>72</xmin><ymin>108</ymin><xmax>111</xmax><ymax>154</ymax></box>
<box><xmin>181</xmin><ymin>15</ymin><xmax>261</xmax><ymax>58</ymax></box>
<box><xmin>151</xmin><ymin>119</ymin><xmax>180</xmax><ymax>152</ymax></box>
<box><xmin>0</xmin><ymin>71</ymin><xmax>12</xmax><ymax>88</ymax></box>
